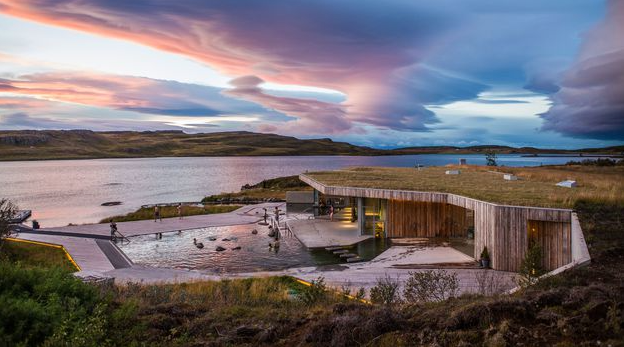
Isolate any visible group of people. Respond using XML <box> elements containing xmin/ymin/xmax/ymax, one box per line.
<box><xmin>153</xmin><ymin>203</ymin><xmax>184</xmax><ymax>222</ymax></box>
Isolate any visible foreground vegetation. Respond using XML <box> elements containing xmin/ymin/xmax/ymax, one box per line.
<box><xmin>101</xmin><ymin>204</ymin><xmax>241</xmax><ymax>223</ymax></box>
<box><xmin>307</xmin><ymin>165</ymin><xmax>624</xmax><ymax>208</ymax></box>
<box><xmin>1</xmin><ymin>198</ymin><xmax>623</xmax><ymax>346</ymax></box>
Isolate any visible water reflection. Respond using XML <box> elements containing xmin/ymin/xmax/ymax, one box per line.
<box><xmin>118</xmin><ymin>224</ymin><xmax>393</xmax><ymax>273</ymax></box>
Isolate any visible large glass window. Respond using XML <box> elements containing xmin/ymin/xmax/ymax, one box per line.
<box><xmin>363</xmin><ymin>198</ymin><xmax>386</xmax><ymax>237</ymax></box>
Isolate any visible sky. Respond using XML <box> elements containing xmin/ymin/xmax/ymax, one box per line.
<box><xmin>0</xmin><ymin>0</ymin><xmax>622</xmax><ymax>149</ymax></box>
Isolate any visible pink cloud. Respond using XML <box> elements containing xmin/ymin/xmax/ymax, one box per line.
<box><xmin>0</xmin><ymin>1</ymin><xmax>481</xmax><ymax>132</ymax></box>
<box><xmin>224</xmin><ymin>75</ymin><xmax>353</xmax><ymax>134</ymax></box>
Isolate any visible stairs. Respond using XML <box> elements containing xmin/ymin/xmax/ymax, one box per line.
<box><xmin>324</xmin><ymin>245</ymin><xmax>363</xmax><ymax>263</ymax></box>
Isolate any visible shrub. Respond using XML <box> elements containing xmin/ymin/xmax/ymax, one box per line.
<box><xmin>480</xmin><ymin>246</ymin><xmax>490</xmax><ymax>261</ymax></box>
<box><xmin>474</xmin><ymin>270</ymin><xmax>508</xmax><ymax>296</ymax></box>
<box><xmin>299</xmin><ymin>277</ymin><xmax>327</xmax><ymax>305</ymax></box>
<box><xmin>0</xmin><ymin>199</ymin><xmax>17</xmax><ymax>251</ymax></box>
<box><xmin>485</xmin><ymin>151</ymin><xmax>498</xmax><ymax>166</ymax></box>
<box><xmin>0</xmin><ymin>261</ymin><xmax>104</xmax><ymax>346</ymax></box>
<box><xmin>403</xmin><ymin>270</ymin><xmax>459</xmax><ymax>303</ymax></box>
<box><xmin>517</xmin><ymin>243</ymin><xmax>545</xmax><ymax>287</ymax></box>
<box><xmin>370</xmin><ymin>275</ymin><xmax>401</xmax><ymax>305</ymax></box>
<box><xmin>354</xmin><ymin>287</ymin><xmax>367</xmax><ymax>301</ymax></box>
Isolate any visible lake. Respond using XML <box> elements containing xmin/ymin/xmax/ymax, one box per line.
<box><xmin>0</xmin><ymin>154</ymin><xmax>599</xmax><ymax>227</ymax></box>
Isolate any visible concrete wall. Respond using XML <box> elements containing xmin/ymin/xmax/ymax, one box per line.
<box><xmin>286</xmin><ymin>191</ymin><xmax>315</xmax><ymax>204</ymax></box>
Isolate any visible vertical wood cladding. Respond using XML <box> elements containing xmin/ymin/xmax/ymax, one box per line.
<box><xmin>387</xmin><ymin>200</ymin><xmax>469</xmax><ymax>238</ymax></box>
<box><xmin>528</xmin><ymin>220</ymin><xmax>572</xmax><ymax>271</ymax></box>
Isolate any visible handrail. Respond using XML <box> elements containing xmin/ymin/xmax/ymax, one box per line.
<box><xmin>112</xmin><ymin>230</ymin><xmax>131</xmax><ymax>245</ymax></box>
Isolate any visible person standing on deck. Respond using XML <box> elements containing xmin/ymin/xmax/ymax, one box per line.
<box><xmin>274</xmin><ymin>206</ymin><xmax>280</xmax><ymax>226</ymax></box>
<box><xmin>154</xmin><ymin>205</ymin><xmax>161</xmax><ymax>222</ymax></box>
<box><xmin>177</xmin><ymin>203</ymin><xmax>183</xmax><ymax>220</ymax></box>
<box><xmin>109</xmin><ymin>219</ymin><xmax>117</xmax><ymax>241</ymax></box>
<box><xmin>329</xmin><ymin>204</ymin><xmax>334</xmax><ymax>221</ymax></box>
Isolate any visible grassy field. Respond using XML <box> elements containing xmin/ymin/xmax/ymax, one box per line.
<box><xmin>1</xmin><ymin>239</ymin><xmax>77</xmax><ymax>271</ymax></box>
<box><xmin>101</xmin><ymin>204</ymin><xmax>241</xmax><ymax>223</ymax></box>
<box><xmin>306</xmin><ymin>165</ymin><xmax>624</xmax><ymax>208</ymax></box>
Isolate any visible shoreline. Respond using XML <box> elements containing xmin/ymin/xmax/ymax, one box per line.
<box><xmin>1</xmin><ymin>152</ymin><xmax>622</xmax><ymax>163</ymax></box>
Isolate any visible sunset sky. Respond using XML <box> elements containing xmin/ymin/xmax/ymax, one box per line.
<box><xmin>0</xmin><ymin>0</ymin><xmax>622</xmax><ymax>148</ymax></box>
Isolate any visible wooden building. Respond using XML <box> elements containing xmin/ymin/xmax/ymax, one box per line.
<box><xmin>300</xmin><ymin>174</ymin><xmax>573</xmax><ymax>272</ymax></box>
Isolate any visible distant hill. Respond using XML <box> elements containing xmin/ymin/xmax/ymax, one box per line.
<box><xmin>0</xmin><ymin>130</ymin><xmax>384</xmax><ymax>160</ymax></box>
<box><xmin>0</xmin><ymin>130</ymin><xmax>621</xmax><ymax>161</ymax></box>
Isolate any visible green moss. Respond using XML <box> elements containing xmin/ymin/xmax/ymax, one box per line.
<box><xmin>1</xmin><ymin>240</ymin><xmax>77</xmax><ymax>272</ymax></box>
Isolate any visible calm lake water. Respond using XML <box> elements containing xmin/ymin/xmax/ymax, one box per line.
<box><xmin>0</xmin><ymin>154</ymin><xmax>599</xmax><ymax>227</ymax></box>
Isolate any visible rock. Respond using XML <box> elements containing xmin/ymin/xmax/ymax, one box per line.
<box><xmin>222</xmin><ymin>238</ymin><xmax>230</xmax><ymax>241</ymax></box>
<box><xmin>235</xmin><ymin>325</ymin><xmax>261</xmax><ymax>338</ymax></box>
<box><xmin>251</xmin><ymin>229</ymin><xmax>258</xmax><ymax>234</ymax></box>
<box><xmin>101</xmin><ymin>201</ymin><xmax>122</xmax><ymax>206</ymax></box>
<box><xmin>208</xmin><ymin>237</ymin><xmax>217</xmax><ymax>241</ymax></box>
<box><xmin>536</xmin><ymin>309</ymin><xmax>563</xmax><ymax>323</ymax></box>
<box><xmin>232</xmin><ymin>246</ymin><xmax>241</xmax><ymax>250</ymax></box>
<box><xmin>216</xmin><ymin>246</ymin><xmax>226</xmax><ymax>251</ymax></box>
<box><xmin>256</xmin><ymin>326</ymin><xmax>278</xmax><ymax>343</ymax></box>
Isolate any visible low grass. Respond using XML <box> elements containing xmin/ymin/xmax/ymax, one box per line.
<box><xmin>1</xmin><ymin>239</ymin><xmax>77</xmax><ymax>272</ymax></box>
<box><xmin>306</xmin><ymin>165</ymin><xmax>624</xmax><ymax>208</ymax></box>
<box><xmin>101</xmin><ymin>204</ymin><xmax>241</xmax><ymax>223</ymax></box>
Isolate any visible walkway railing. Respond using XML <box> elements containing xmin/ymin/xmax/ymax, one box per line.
<box><xmin>112</xmin><ymin>230</ymin><xmax>131</xmax><ymax>245</ymax></box>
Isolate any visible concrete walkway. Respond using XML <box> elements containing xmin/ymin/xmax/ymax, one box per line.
<box><xmin>39</xmin><ymin>203</ymin><xmax>279</xmax><ymax>237</ymax></box>
<box><xmin>14</xmin><ymin>203</ymin><xmax>281</xmax><ymax>272</ymax></box>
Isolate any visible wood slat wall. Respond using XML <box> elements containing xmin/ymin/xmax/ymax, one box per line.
<box><xmin>528</xmin><ymin>220</ymin><xmax>572</xmax><ymax>271</ymax></box>
<box><xmin>300</xmin><ymin>174</ymin><xmax>573</xmax><ymax>272</ymax></box>
<box><xmin>387</xmin><ymin>201</ymin><xmax>469</xmax><ymax>238</ymax></box>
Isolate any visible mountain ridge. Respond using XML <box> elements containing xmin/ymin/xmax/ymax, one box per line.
<box><xmin>0</xmin><ymin>129</ymin><xmax>621</xmax><ymax>161</ymax></box>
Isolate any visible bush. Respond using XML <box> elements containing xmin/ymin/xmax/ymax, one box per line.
<box><xmin>370</xmin><ymin>275</ymin><xmax>401</xmax><ymax>305</ymax></box>
<box><xmin>299</xmin><ymin>277</ymin><xmax>327</xmax><ymax>305</ymax></box>
<box><xmin>403</xmin><ymin>270</ymin><xmax>459</xmax><ymax>303</ymax></box>
<box><xmin>474</xmin><ymin>270</ymin><xmax>508</xmax><ymax>296</ymax></box>
<box><xmin>0</xmin><ymin>198</ymin><xmax>17</xmax><ymax>250</ymax></box>
<box><xmin>517</xmin><ymin>243</ymin><xmax>545</xmax><ymax>287</ymax></box>
<box><xmin>485</xmin><ymin>151</ymin><xmax>498</xmax><ymax>166</ymax></box>
<box><xmin>0</xmin><ymin>261</ymin><xmax>104</xmax><ymax>346</ymax></box>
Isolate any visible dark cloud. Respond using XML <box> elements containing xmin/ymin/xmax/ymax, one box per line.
<box><xmin>540</xmin><ymin>0</ymin><xmax>624</xmax><ymax>140</ymax></box>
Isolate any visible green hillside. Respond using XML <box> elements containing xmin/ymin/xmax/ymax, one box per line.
<box><xmin>0</xmin><ymin>130</ymin><xmax>383</xmax><ymax>160</ymax></box>
<box><xmin>0</xmin><ymin>130</ymin><xmax>621</xmax><ymax>161</ymax></box>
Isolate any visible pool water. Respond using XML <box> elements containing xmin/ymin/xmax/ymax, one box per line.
<box><xmin>118</xmin><ymin>224</ymin><xmax>392</xmax><ymax>273</ymax></box>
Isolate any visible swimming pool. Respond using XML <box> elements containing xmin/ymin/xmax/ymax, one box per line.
<box><xmin>118</xmin><ymin>224</ymin><xmax>392</xmax><ymax>273</ymax></box>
